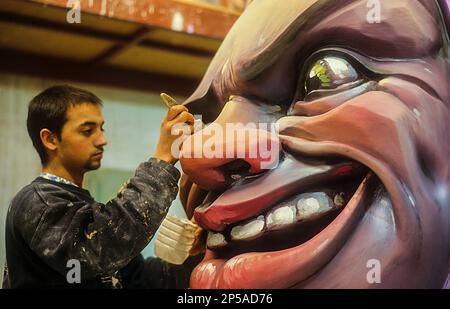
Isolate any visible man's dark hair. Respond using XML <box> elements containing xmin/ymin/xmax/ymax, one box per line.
<box><xmin>27</xmin><ymin>85</ymin><xmax>103</xmax><ymax>165</ymax></box>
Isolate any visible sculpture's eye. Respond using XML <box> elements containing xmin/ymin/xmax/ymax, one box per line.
<box><xmin>304</xmin><ymin>56</ymin><xmax>361</xmax><ymax>99</ymax></box>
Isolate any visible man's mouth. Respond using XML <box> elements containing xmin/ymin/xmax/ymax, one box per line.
<box><xmin>186</xmin><ymin>155</ymin><xmax>375</xmax><ymax>288</ymax></box>
<box><xmin>92</xmin><ymin>151</ymin><xmax>103</xmax><ymax>159</ymax></box>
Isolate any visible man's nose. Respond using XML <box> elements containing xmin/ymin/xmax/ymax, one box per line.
<box><xmin>96</xmin><ymin>131</ymin><xmax>108</xmax><ymax>147</ymax></box>
<box><xmin>179</xmin><ymin>97</ymin><xmax>281</xmax><ymax>191</ymax></box>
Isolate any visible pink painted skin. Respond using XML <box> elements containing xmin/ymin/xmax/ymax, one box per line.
<box><xmin>178</xmin><ymin>0</ymin><xmax>450</xmax><ymax>288</ymax></box>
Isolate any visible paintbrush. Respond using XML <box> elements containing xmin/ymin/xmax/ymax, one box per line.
<box><xmin>160</xmin><ymin>93</ymin><xmax>181</xmax><ymax>108</ymax></box>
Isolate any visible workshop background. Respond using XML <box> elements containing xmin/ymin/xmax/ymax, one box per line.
<box><xmin>0</xmin><ymin>0</ymin><xmax>249</xmax><ymax>284</ymax></box>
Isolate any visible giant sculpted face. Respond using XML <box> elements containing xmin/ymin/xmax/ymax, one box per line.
<box><xmin>178</xmin><ymin>0</ymin><xmax>450</xmax><ymax>288</ymax></box>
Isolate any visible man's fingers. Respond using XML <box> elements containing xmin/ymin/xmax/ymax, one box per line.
<box><xmin>169</xmin><ymin>111</ymin><xmax>195</xmax><ymax>126</ymax></box>
<box><xmin>165</xmin><ymin>105</ymin><xmax>188</xmax><ymax>122</ymax></box>
<box><xmin>172</xmin><ymin>123</ymin><xmax>194</xmax><ymax>137</ymax></box>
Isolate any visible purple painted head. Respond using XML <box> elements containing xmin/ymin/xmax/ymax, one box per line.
<box><xmin>178</xmin><ymin>0</ymin><xmax>450</xmax><ymax>288</ymax></box>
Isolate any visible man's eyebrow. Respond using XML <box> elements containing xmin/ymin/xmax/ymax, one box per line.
<box><xmin>79</xmin><ymin>121</ymin><xmax>104</xmax><ymax>127</ymax></box>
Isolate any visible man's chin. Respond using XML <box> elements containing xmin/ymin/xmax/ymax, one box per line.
<box><xmin>85</xmin><ymin>161</ymin><xmax>101</xmax><ymax>171</ymax></box>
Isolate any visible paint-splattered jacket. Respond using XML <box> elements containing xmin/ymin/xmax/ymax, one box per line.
<box><xmin>3</xmin><ymin>158</ymin><xmax>196</xmax><ymax>288</ymax></box>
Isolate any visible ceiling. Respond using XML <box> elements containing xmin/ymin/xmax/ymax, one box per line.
<box><xmin>0</xmin><ymin>0</ymin><xmax>239</xmax><ymax>95</ymax></box>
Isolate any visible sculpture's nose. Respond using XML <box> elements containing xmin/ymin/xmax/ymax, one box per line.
<box><xmin>180</xmin><ymin>97</ymin><xmax>281</xmax><ymax>191</ymax></box>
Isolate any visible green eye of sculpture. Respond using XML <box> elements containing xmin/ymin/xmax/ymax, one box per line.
<box><xmin>305</xmin><ymin>56</ymin><xmax>360</xmax><ymax>94</ymax></box>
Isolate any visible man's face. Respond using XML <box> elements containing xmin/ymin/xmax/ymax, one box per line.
<box><xmin>57</xmin><ymin>103</ymin><xmax>107</xmax><ymax>172</ymax></box>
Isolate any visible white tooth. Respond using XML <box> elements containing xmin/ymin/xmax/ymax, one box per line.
<box><xmin>296</xmin><ymin>192</ymin><xmax>334</xmax><ymax>220</ymax></box>
<box><xmin>334</xmin><ymin>192</ymin><xmax>345</xmax><ymax>207</ymax></box>
<box><xmin>290</xmin><ymin>205</ymin><xmax>297</xmax><ymax>217</ymax></box>
<box><xmin>230</xmin><ymin>216</ymin><xmax>265</xmax><ymax>241</ymax></box>
<box><xmin>297</xmin><ymin>197</ymin><xmax>321</xmax><ymax>217</ymax></box>
<box><xmin>266</xmin><ymin>206</ymin><xmax>295</xmax><ymax>230</ymax></box>
<box><xmin>207</xmin><ymin>232</ymin><xmax>227</xmax><ymax>248</ymax></box>
<box><xmin>266</xmin><ymin>213</ymin><xmax>274</xmax><ymax>227</ymax></box>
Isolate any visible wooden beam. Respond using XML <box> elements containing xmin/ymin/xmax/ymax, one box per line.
<box><xmin>90</xmin><ymin>27</ymin><xmax>218</xmax><ymax>64</ymax></box>
<box><xmin>0</xmin><ymin>48</ymin><xmax>200</xmax><ymax>96</ymax></box>
<box><xmin>90</xmin><ymin>26</ymin><xmax>153</xmax><ymax>64</ymax></box>
<box><xmin>139</xmin><ymin>40</ymin><xmax>216</xmax><ymax>57</ymax></box>
<box><xmin>0</xmin><ymin>10</ymin><xmax>125</xmax><ymax>41</ymax></box>
<box><xmin>0</xmin><ymin>11</ymin><xmax>217</xmax><ymax>58</ymax></box>
<box><xmin>25</xmin><ymin>0</ymin><xmax>238</xmax><ymax>40</ymax></box>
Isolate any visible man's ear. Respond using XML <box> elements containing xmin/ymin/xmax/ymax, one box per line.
<box><xmin>40</xmin><ymin>129</ymin><xmax>58</xmax><ymax>151</ymax></box>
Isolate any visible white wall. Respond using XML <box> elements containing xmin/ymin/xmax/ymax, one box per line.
<box><xmin>0</xmin><ymin>73</ymin><xmax>187</xmax><ymax>286</ymax></box>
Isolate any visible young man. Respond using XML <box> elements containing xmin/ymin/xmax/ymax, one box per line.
<box><xmin>3</xmin><ymin>85</ymin><xmax>198</xmax><ymax>288</ymax></box>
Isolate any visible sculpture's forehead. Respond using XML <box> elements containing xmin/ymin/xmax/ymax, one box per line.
<box><xmin>223</xmin><ymin>0</ymin><xmax>320</xmax><ymax>59</ymax></box>
<box><xmin>226</xmin><ymin>0</ymin><xmax>319</xmax><ymax>54</ymax></box>
<box><xmin>230</xmin><ymin>0</ymin><xmax>440</xmax><ymax>72</ymax></box>
<box><xmin>185</xmin><ymin>0</ymin><xmax>443</xmax><ymax>105</ymax></box>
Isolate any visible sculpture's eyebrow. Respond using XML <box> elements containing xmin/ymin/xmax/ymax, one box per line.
<box><xmin>240</xmin><ymin>0</ymin><xmax>442</xmax><ymax>81</ymax></box>
<box><xmin>239</xmin><ymin>0</ymin><xmax>332</xmax><ymax>81</ymax></box>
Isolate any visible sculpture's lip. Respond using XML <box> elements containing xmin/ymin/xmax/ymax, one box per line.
<box><xmin>193</xmin><ymin>157</ymin><xmax>366</xmax><ymax>232</ymax></box>
<box><xmin>189</xmin><ymin>172</ymin><xmax>373</xmax><ymax>289</ymax></box>
<box><xmin>202</xmin><ymin>173</ymin><xmax>364</xmax><ymax>254</ymax></box>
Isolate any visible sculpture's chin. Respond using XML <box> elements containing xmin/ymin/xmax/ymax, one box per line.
<box><xmin>187</xmin><ymin>160</ymin><xmax>383</xmax><ymax>288</ymax></box>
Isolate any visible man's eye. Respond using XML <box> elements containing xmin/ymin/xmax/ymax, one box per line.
<box><xmin>304</xmin><ymin>56</ymin><xmax>360</xmax><ymax>97</ymax></box>
<box><xmin>82</xmin><ymin>129</ymin><xmax>92</xmax><ymax>136</ymax></box>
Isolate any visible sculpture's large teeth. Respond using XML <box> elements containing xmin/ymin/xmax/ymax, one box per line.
<box><xmin>230</xmin><ymin>216</ymin><xmax>265</xmax><ymax>241</ymax></box>
<box><xmin>207</xmin><ymin>232</ymin><xmax>228</xmax><ymax>249</ymax></box>
<box><xmin>296</xmin><ymin>192</ymin><xmax>332</xmax><ymax>220</ymax></box>
<box><xmin>207</xmin><ymin>192</ymin><xmax>345</xmax><ymax>249</ymax></box>
<box><xmin>266</xmin><ymin>206</ymin><xmax>296</xmax><ymax>230</ymax></box>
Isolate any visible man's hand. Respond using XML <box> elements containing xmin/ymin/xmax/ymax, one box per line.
<box><xmin>154</xmin><ymin>105</ymin><xmax>194</xmax><ymax>165</ymax></box>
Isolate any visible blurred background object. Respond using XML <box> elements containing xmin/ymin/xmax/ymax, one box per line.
<box><xmin>196</xmin><ymin>0</ymin><xmax>252</xmax><ymax>13</ymax></box>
